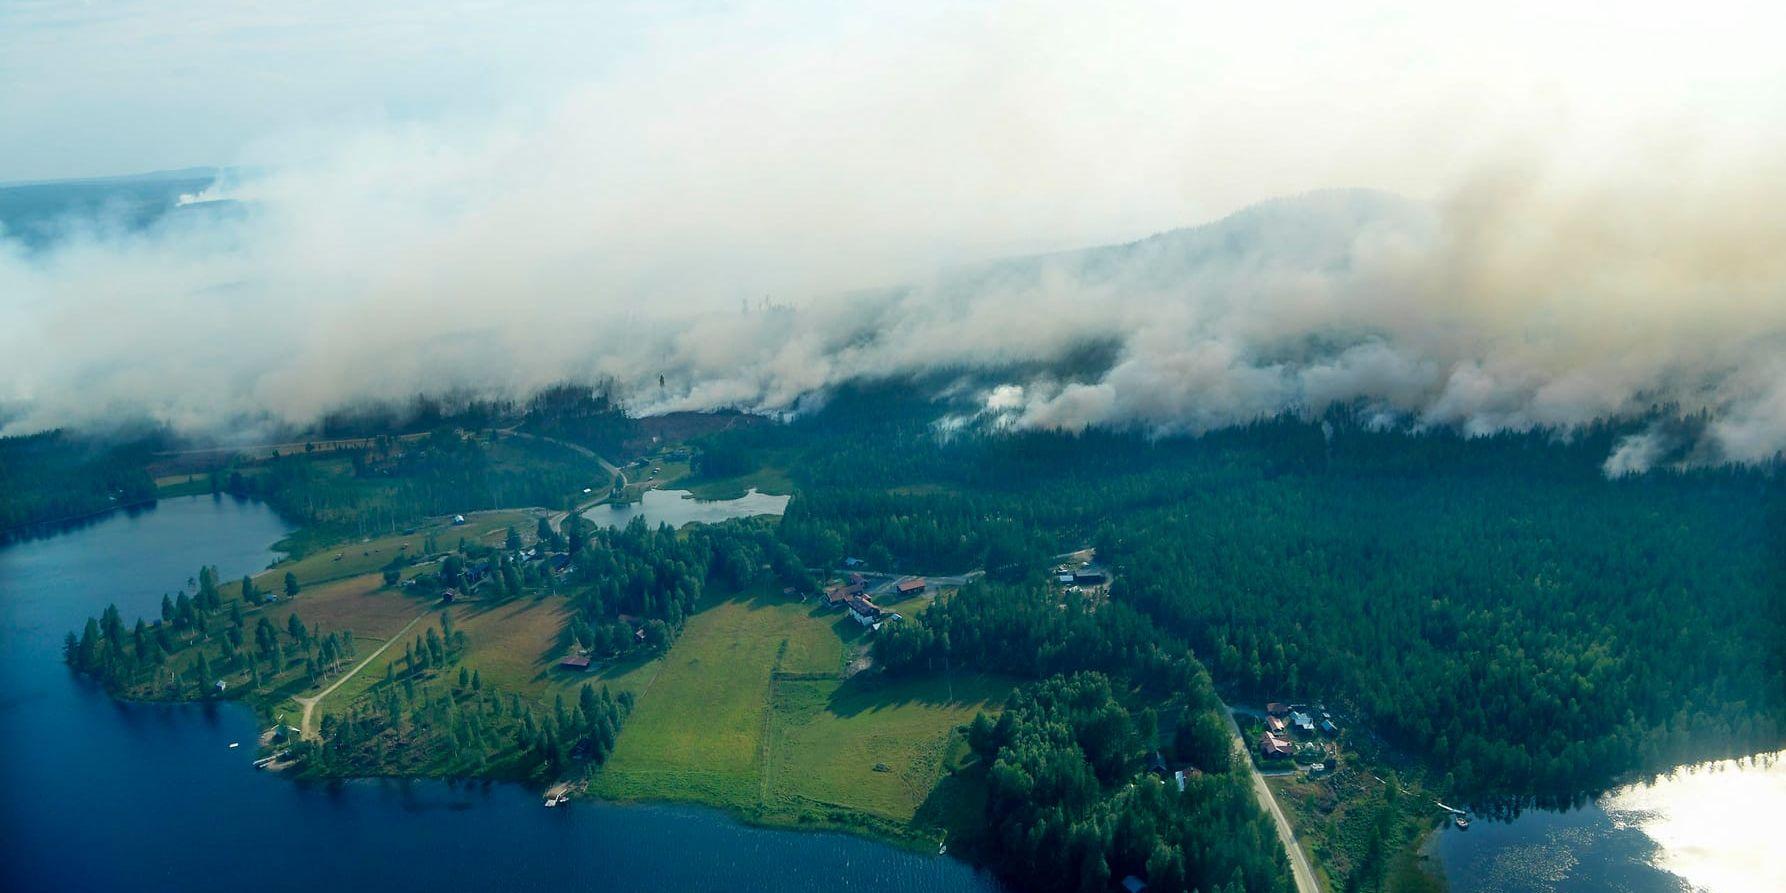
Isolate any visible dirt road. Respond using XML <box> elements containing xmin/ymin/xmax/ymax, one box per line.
<box><xmin>294</xmin><ymin>611</ymin><xmax>428</xmax><ymax>739</ymax></box>
<box><xmin>1221</xmin><ymin>701</ymin><xmax>1322</xmax><ymax>893</ymax></box>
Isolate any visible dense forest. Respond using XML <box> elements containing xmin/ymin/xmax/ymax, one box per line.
<box><xmin>561</xmin><ymin>516</ymin><xmax>814</xmax><ymax>657</ymax></box>
<box><xmin>701</xmin><ymin>386</ymin><xmax>1785</xmax><ymax>803</ymax></box>
<box><xmin>224</xmin><ymin>429</ymin><xmax>596</xmax><ymax>538</ymax></box>
<box><xmin>870</xmin><ymin>575</ymin><xmax>1288</xmax><ymax>892</ymax></box>
<box><xmin>969</xmin><ymin>673</ymin><xmax>1288</xmax><ymax>893</ymax></box>
<box><xmin>0</xmin><ymin>429</ymin><xmax>160</xmax><ymax>536</ymax></box>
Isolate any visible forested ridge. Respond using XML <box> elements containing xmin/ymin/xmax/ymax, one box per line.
<box><xmin>699</xmin><ymin>386</ymin><xmax>1785</xmax><ymax>802</ymax></box>
<box><xmin>0</xmin><ymin>430</ymin><xmax>159</xmax><ymax>536</ymax></box>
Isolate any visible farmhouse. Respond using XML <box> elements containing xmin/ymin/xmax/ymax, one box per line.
<box><xmin>1266</xmin><ymin>702</ymin><xmax>1289</xmax><ymax>717</ymax></box>
<box><xmin>895</xmin><ymin>577</ymin><xmax>927</xmax><ymax>596</ymax></box>
<box><xmin>1260</xmin><ymin>732</ymin><xmax>1294</xmax><ymax>759</ymax></box>
<box><xmin>824</xmin><ymin>580</ymin><xmax>866</xmax><ymax>609</ymax></box>
<box><xmin>1265</xmin><ymin>714</ymin><xmax>1286</xmax><ymax>733</ymax></box>
<box><xmin>847</xmin><ymin>595</ymin><xmax>883</xmax><ymax>626</ymax></box>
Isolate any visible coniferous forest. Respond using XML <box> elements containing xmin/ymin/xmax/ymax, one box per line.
<box><xmin>724</xmin><ymin>385</ymin><xmax>1785</xmax><ymax>802</ymax></box>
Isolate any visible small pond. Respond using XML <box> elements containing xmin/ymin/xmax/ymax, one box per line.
<box><xmin>581</xmin><ymin>487</ymin><xmax>790</xmax><ymax>529</ymax></box>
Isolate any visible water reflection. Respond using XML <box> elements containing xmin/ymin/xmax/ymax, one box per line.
<box><xmin>582</xmin><ymin>487</ymin><xmax>790</xmax><ymax>529</ymax></box>
<box><xmin>1600</xmin><ymin>752</ymin><xmax>1785</xmax><ymax>892</ymax></box>
<box><xmin>1433</xmin><ymin>751</ymin><xmax>1784</xmax><ymax>893</ymax></box>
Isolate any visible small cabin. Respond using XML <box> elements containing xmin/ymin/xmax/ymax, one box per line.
<box><xmin>558</xmin><ymin>654</ymin><xmax>592</xmax><ymax>671</ymax></box>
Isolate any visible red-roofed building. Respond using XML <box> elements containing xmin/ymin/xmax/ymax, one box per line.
<box><xmin>895</xmin><ymin>577</ymin><xmax>928</xmax><ymax>596</ymax></box>
<box><xmin>1260</xmin><ymin>732</ymin><xmax>1293</xmax><ymax>759</ymax></box>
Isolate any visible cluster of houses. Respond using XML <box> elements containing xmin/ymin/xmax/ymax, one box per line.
<box><xmin>1259</xmin><ymin>701</ymin><xmax>1341</xmax><ymax>766</ymax></box>
<box><xmin>819</xmin><ymin>572</ymin><xmax>924</xmax><ymax>630</ymax></box>
<box><xmin>428</xmin><ymin>519</ymin><xmax>573</xmax><ymax>606</ymax></box>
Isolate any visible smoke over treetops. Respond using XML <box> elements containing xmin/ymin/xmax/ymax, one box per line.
<box><xmin>3</xmin><ymin>3</ymin><xmax>1784</xmax><ymax>473</ymax></box>
<box><xmin>4</xmin><ymin>170</ymin><xmax>1783</xmax><ymax>474</ymax></box>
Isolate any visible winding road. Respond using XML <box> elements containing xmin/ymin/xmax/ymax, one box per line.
<box><xmin>504</xmin><ymin>430</ymin><xmax>628</xmax><ymax>525</ymax></box>
<box><xmin>293</xmin><ymin>611</ymin><xmax>428</xmax><ymax>739</ymax></box>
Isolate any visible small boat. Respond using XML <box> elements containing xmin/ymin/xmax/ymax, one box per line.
<box><xmin>1454</xmin><ymin>815</ymin><xmax>1471</xmax><ymax>829</ymax></box>
<box><xmin>228</xmin><ymin>742</ymin><xmax>240</xmax><ymax>749</ymax></box>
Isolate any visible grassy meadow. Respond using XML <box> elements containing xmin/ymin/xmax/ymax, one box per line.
<box><xmin>591</xmin><ymin>587</ymin><xmax>1013</xmax><ymax>843</ymax></box>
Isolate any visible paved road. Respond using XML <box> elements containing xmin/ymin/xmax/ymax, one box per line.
<box><xmin>294</xmin><ymin>611</ymin><xmax>428</xmax><ymax>739</ymax></box>
<box><xmin>1220</xmin><ymin>701</ymin><xmax>1322</xmax><ymax>893</ymax></box>
<box><xmin>504</xmin><ymin>430</ymin><xmax>627</xmax><ymax>526</ymax></box>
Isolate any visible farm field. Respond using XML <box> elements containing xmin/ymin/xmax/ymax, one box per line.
<box><xmin>590</xmin><ymin>588</ymin><xmax>1013</xmax><ymax>842</ymax></box>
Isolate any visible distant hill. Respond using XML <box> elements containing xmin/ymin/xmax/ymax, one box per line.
<box><xmin>0</xmin><ymin>167</ymin><xmax>224</xmax><ymax>250</ymax></box>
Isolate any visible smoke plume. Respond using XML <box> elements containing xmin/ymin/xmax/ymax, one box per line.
<box><xmin>3</xmin><ymin>2</ymin><xmax>1784</xmax><ymax>472</ymax></box>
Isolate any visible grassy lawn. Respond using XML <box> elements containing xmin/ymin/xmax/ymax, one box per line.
<box><xmin>590</xmin><ymin>588</ymin><xmax>1014</xmax><ymax>843</ymax></box>
<box><xmin>767</xmin><ymin>673</ymin><xmax>1009</xmax><ymax>824</ymax></box>
<box><xmin>591</xmin><ymin>592</ymin><xmax>820</xmax><ymax>811</ymax></box>
<box><xmin>260</xmin><ymin>509</ymin><xmax>538</xmax><ymax>583</ymax></box>
<box><xmin>260</xmin><ymin>572</ymin><xmax>427</xmax><ymax>642</ymax></box>
<box><xmin>681</xmin><ymin>464</ymin><xmax>796</xmax><ymax>500</ymax></box>
<box><xmin>155</xmin><ymin>474</ymin><xmax>213</xmax><ymax>497</ymax></box>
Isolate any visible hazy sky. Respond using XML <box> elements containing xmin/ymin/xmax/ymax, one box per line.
<box><xmin>3</xmin><ymin>2</ymin><xmax>1785</xmax><ymax>469</ymax></box>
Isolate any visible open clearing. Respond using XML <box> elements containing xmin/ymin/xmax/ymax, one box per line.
<box><xmin>591</xmin><ymin>588</ymin><xmax>1013</xmax><ymax>839</ymax></box>
<box><xmin>767</xmin><ymin>673</ymin><xmax>1008</xmax><ymax>823</ymax></box>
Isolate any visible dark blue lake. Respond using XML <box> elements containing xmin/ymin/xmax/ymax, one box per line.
<box><xmin>1429</xmin><ymin>752</ymin><xmax>1783</xmax><ymax>893</ymax></box>
<box><xmin>0</xmin><ymin>495</ymin><xmax>1001</xmax><ymax>893</ymax></box>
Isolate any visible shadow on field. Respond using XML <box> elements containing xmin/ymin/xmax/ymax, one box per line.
<box><xmin>823</xmin><ymin>672</ymin><xmax>1008</xmax><ymax>718</ymax></box>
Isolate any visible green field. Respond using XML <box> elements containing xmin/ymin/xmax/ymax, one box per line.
<box><xmin>591</xmin><ymin>588</ymin><xmax>1011</xmax><ymax>842</ymax></box>
<box><xmin>680</xmin><ymin>464</ymin><xmax>796</xmax><ymax>500</ymax></box>
<box><xmin>767</xmin><ymin>673</ymin><xmax>1008</xmax><ymax>824</ymax></box>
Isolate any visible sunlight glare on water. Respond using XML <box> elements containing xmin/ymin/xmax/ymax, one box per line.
<box><xmin>1601</xmin><ymin>751</ymin><xmax>1786</xmax><ymax>893</ymax></box>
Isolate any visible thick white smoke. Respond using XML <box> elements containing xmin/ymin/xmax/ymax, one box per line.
<box><xmin>3</xmin><ymin>2</ymin><xmax>1785</xmax><ymax>471</ymax></box>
